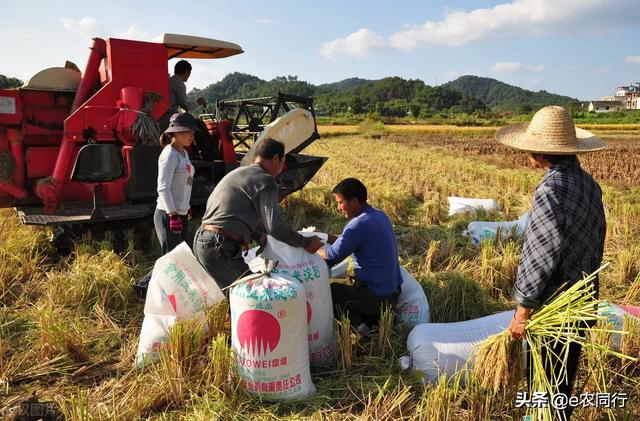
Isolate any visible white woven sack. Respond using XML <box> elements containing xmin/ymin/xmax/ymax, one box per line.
<box><xmin>395</xmin><ymin>268</ymin><xmax>430</xmax><ymax>327</ymax></box>
<box><xmin>407</xmin><ymin>311</ymin><xmax>512</xmax><ymax>383</ymax></box>
<box><xmin>251</xmin><ymin>232</ymin><xmax>334</xmax><ymax>366</ymax></box>
<box><xmin>136</xmin><ymin>242</ymin><xmax>225</xmax><ymax>367</ymax></box>
<box><xmin>465</xmin><ymin>211</ymin><xmax>530</xmax><ymax>245</ymax></box>
<box><xmin>448</xmin><ymin>196</ymin><xmax>499</xmax><ymax>216</ymax></box>
<box><xmin>231</xmin><ymin>272</ymin><xmax>315</xmax><ymax>400</ymax></box>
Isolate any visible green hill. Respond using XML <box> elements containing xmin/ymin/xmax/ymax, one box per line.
<box><xmin>188</xmin><ymin>73</ymin><xmax>578</xmax><ymax>117</ymax></box>
<box><xmin>442</xmin><ymin>75</ymin><xmax>578</xmax><ymax>113</ymax></box>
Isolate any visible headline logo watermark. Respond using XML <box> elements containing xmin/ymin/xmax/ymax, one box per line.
<box><xmin>516</xmin><ymin>392</ymin><xmax>628</xmax><ymax>410</ymax></box>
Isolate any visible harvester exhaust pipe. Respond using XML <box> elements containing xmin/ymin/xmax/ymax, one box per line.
<box><xmin>70</xmin><ymin>38</ymin><xmax>107</xmax><ymax>113</ymax></box>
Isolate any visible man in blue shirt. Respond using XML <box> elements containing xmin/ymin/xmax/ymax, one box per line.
<box><xmin>317</xmin><ymin>178</ymin><xmax>403</xmax><ymax>334</ymax></box>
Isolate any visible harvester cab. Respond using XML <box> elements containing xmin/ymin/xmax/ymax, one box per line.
<box><xmin>0</xmin><ymin>34</ymin><xmax>326</xmax><ymax>238</ymax></box>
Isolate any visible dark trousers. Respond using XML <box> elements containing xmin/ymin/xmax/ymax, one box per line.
<box><xmin>153</xmin><ymin>208</ymin><xmax>189</xmax><ymax>254</ymax></box>
<box><xmin>330</xmin><ymin>281</ymin><xmax>399</xmax><ymax>327</ymax></box>
<box><xmin>526</xmin><ymin>320</ymin><xmax>593</xmax><ymax>420</ymax></box>
<box><xmin>193</xmin><ymin>226</ymin><xmax>249</xmax><ymax>291</ymax></box>
<box><xmin>134</xmin><ymin>209</ymin><xmax>189</xmax><ymax>297</ymax></box>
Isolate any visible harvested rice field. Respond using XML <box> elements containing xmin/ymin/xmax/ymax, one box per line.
<box><xmin>1</xmin><ymin>126</ymin><xmax>638</xmax><ymax>420</ymax></box>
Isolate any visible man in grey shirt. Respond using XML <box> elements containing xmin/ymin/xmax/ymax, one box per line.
<box><xmin>194</xmin><ymin>138</ymin><xmax>323</xmax><ymax>289</ymax></box>
<box><xmin>169</xmin><ymin>60</ymin><xmax>191</xmax><ymax>113</ymax></box>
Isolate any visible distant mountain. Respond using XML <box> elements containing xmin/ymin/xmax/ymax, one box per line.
<box><xmin>316</xmin><ymin>78</ymin><xmax>374</xmax><ymax>92</ymax></box>
<box><xmin>188</xmin><ymin>73</ymin><xmax>577</xmax><ymax>116</ymax></box>
<box><xmin>442</xmin><ymin>75</ymin><xmax>578</xmax><ymax>112</ymax></box>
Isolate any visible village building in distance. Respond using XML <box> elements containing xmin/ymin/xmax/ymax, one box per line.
<box><xmin>588</xmin><ymin>82</ymin><xmax>639</xmax><ymax>112</ymax></box>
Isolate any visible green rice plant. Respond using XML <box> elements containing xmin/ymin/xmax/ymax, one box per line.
<box><xmin>358</xmin><ymin>118</ymin><xmax>388</xmax><ymax>139</ymax></box>
<box><xmin>414</xmin><ymin>372</ymin><xmax>463</xmax><ymax>421</ymax></box>
<box><xmin>153</xmin><ymin>318</ymin><xmax>206</xmax><ymax>406</ymax></box>
<box><xmin>357</xmin><ymin>377</ymin><xmax>415</xmax><ymax>420</ymax></box>
<box><xmin>335</xmin><ymin>314</ymin><xmax>354</xmax><ymax>372</ymax></box>
<box><xmin>423</xmin><ymin>240</ymin><xmax>440</xmax><ymax>274</ymax></box>
<box><xmin>376</xmin><ymin>305</ymin><xmax>394</xmax><ymax>357</ymax></box>
<box><xmin>36</xmin><ymin>303</ymin><xmax>90</xmax><ymax>363</ymax></box>
<box><xmin>621</xmin><ymin>316</ymin><xmax>640</xmax><ymax>376</ymax></box>
<box><xmin>205</xmin><ymin>333</ymin><xmax>235</xmax><ymax>394</ymax></box>
<box><xmin>204</xmin><ymin>300</ymin><xmax>230</xmax><ymax>339</ymax></box>
<box><xmin>622</xmin><ymin>272</ymin><xmax>640</xmax><ymax>304</ymax></box>
<box><xmin>59</xmin><ymin>388</ymin><xmax>91</xmax><ymax>421</ymax></box>
<box><xmin>422</xmin><ymin>272</ymin><xmax>498</xmax><ymax>322</ymax></box>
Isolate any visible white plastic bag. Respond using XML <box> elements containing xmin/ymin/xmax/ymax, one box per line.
<box><xmin>464</xmin><ymin>211</ymin><xmax>530</xmax><ymax>245</ymax></box>
<box><xmin>250</xmin><ymin>232</ymin><xmax>334</xmax><ymax>366</ymax></box>
<box><xmin>231</xmin><ymin>271</ymin><xmax>315</xmax><ymax>401</ymax></box>
<box><xmin>395</xmin><ymin>268</ymin><xmax>430</xmax><ymax>327</ymax></box>
<box><xmin>136</xmin><ymin>242</ymin><xmax>225</xmax><ymax>367</ymax></box>
<box><xmin>407</xmin><ymin>311</ymin><xmax>513</xmax><ymax>383</ymax></box>
<box><xmin>448</xmin><ymin>196</ymin><xmax>499</xmax><ymax>216</ymax></box>
<box><xmin>597</xmin><ymin>301</ymin><xmax>638</xmax><ymax>350</ymax></box>
<box><xmin>329</xmin><ymin>257</ymin><xmax>350</xmax><ymax>279</ymax></box>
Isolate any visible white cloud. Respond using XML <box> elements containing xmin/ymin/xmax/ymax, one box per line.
<box><xmin>113</xmin><ymin>26</ymin><xmax>151</xmax><ymax>41</ymax></box>
<box><xmin>626</xmin><ymin>56</ymin><xmax>640</xmax><ymax>63</ymax></box>
<box><xmin>59</xmin><ymin>17</ymin><xmax>102</xmax><ymax>39</ymax></box>
<box><xmin>321</xmin><ymin>0</ymin><xmax>640</xmax><ymax>57</ymax></box>
<box><xmin>319</xmin><ymin>28</ymin><xmax>386</xmax><ymax>58</ymax></box>
<box><xmin>492</xmin><ymin>62</ymin><xmax>522</xmax><ymax>72</ymax></box>
<box><xmin>492</xmin><ymin>62</ymin><xmax>544</xmax><ymax>73</ymax></box>
<box><xmin>257</xmin><ymin>18</ymin><xmax>274</xmax><ymax>24</ymax></box>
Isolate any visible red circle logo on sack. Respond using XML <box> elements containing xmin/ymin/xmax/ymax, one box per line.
<box><xmin>306</xmin><ymin>301</ymin><xmax>312</xmax><ymax>325</ymax></box>
<box><xmin>237</xmin><ymin>310</ymin><xmax>281</xmax><ymax>357</ymax></box>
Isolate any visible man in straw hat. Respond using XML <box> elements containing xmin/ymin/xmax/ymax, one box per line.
<box><xmin>497</xmin><ymin>106</ymin><xmax>607</xmax><ymax>419</ymax></box>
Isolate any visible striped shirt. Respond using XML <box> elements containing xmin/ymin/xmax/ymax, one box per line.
<box><xmin>512</xmin><ymin>157</ymin><xmax>606</xmax><ymax>309</ymax></box>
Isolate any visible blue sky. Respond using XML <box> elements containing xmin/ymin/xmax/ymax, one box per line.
<box><xmin>2</xmin><ymin>0</ymin><xmax>639</xmax><ymax>100</ymax></box>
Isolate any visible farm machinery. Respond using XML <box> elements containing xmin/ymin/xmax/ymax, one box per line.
<box><xmin>0</xmin><ymin>34</ymin><xmax>326</xmax><ymax>244</ymax></box>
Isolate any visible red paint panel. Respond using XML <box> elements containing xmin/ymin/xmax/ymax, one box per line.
<box><xmin>26</xmin><ymin>147</ymin><xmax>59</xmax><ymax>178</ymax></box>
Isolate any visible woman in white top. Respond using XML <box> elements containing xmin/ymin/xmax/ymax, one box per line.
<box><xmin>155</xmin><ymin>113</ymin><xmax>196</xmax><ymax>254</ymax></box>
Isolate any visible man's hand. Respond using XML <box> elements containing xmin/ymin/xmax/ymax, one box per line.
<box><xmin>303</xmin><ymin>235</ymin><xmax>324</xmax><ymax>253</ymax></box>
<box><xmin>326</xmin><ymin>234</ymin><xmax>338</xmax><ymax>245</ymax></box>
<box><xmin>316</xmin><ymin>247</ymin><xmax>328</xmax><ymax>260</ymax></box>
<box><xmin>256</xmin><ymin>233</ymin><xmax>268</xmax><ymax>255</ymax></box>
<box><xmin>508</xmin><ymin>306</ymin><xmax>532</xmax><ymax>340</ymax></box>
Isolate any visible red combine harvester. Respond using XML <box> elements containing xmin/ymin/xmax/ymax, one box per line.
<box><xmin>0</xmin><ymin>34</ymin><xmax>326</xmax><ymax>244</ymax></box>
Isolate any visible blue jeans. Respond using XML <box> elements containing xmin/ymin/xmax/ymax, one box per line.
<box><xmin>193</xmin><ymin>226</ymin><xmax>249</xmax><ymax>291</ymax></box>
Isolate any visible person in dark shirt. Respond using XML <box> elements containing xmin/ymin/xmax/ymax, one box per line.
<box><xmin>497</xmin><ymin>106</ymin><xmax>606</xmax><ymax>420</ymax></box>
<box><xmin>317</xmin><ymin>178</ymin><xmax>403</xmax><ymax>334</ymax></box>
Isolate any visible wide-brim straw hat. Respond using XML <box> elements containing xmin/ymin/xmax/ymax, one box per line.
<box><xmin>496</xmin><ymin>106</ymin><xmax>606</xmax><ymax>154</ymax></box>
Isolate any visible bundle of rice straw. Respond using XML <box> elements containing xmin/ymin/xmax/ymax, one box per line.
<box><xmin>133</xmin><ymin>91</ymin><xmax>162</xmax><ymax>146</ymax></box>
<box><xmin>472</xmin><ymin>263</ymin><xmax>637</xmax><ymax>419</ymax></box>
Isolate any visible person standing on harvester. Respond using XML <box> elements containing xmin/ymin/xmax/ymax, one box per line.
<box><xmin>194</xmin><ymin>138</ymin><xmax>323</xmax><ymax>290</ymax></box>
<box><xmin>317</xmin><ymin>178</ymin><xmax>403</xmax><ymax>335</ymax></box>
<box><xmin>498</xmin><ymin>106</ymin><xmax>607</xmax><ymax>421</ymax></box>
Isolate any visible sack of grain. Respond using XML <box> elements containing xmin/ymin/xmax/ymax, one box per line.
<box><xmin>231</xmin><ymin>270</ymin><xmax>315</xmax><ymax>400</ymax></box>
<box><xmin>448</xmin><ymin>196</ymin><xmax>499</xmax><ymax>216</ymax></box>
<box><xmin>136</xmin><ymin>242</ymin><xmax>225</xmax><ymax>367</ymax></box>
<box><xmin>464</xmin><ymin>211</ymin><xmax>530</xmax><ymax>245</ymax></box>
<box><xmin>396</xmin><ymin>268</ymin><xmax>430</xmax><ymax>327</ymax></box>
<box><xmin>406</xmin><ymin>311</ymin><xmax>513</xmax><ymax>383</ymax></box>
<box><xmin>250</xmin><ymin>232</ymin><xmax>334</xmax><ymax>366</ymax></box>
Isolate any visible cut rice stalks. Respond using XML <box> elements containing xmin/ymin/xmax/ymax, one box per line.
<box><xmin>473</xmin><ymin>264</ymin><xmax>637</xmax><ymax>420</ymax></box>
